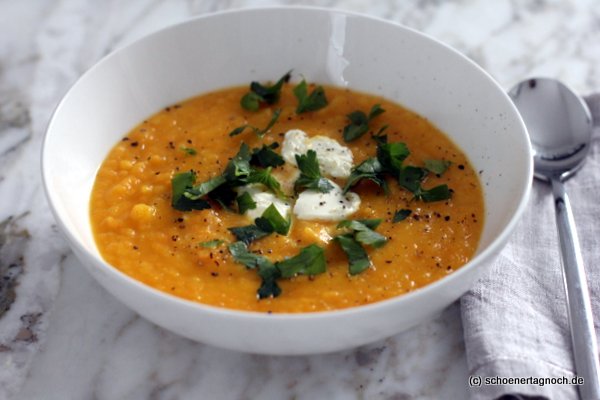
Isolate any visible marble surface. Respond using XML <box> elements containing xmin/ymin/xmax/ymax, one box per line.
<box><xmin>1</xmin><ymin>0</ymin><xmax>599</xmax><ymax>399</ymax></box>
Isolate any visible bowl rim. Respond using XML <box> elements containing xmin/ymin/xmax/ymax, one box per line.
<box><xmin>41</xmin><ymin>5</ymin><xmax>533</xmax><ymax>321</ymax></box>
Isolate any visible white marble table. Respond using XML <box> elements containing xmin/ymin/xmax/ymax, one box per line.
<box><xmin>1</xmin><ymin>1</ymin><xmax>599</xmax><ymax>399</ymax></box>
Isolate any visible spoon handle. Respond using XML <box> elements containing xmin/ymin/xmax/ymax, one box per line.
<box><xmin>551</xmin><ymin>177</ymin><xmax>600</xmax><ymax>399</ymax></box>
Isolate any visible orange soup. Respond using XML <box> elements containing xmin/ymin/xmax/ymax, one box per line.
<box><xmin>90</xmin><ymin>79</ymin><xmax>484</xmax><ymax>313</ymax></box>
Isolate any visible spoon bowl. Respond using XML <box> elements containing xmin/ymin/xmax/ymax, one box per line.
<box><xmin>509</xmin><ymin>78</ymin><xmax>593</xmax><ymax>182</ymax></box>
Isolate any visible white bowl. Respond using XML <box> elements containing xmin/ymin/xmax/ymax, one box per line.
<box><xmin>42</xmin><ymin>7</ymin><xmax>532</xmax><ymax>355</ymax></box>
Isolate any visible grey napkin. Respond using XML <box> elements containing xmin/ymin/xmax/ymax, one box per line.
<box><xmin>461</xmin><ymin>94</ymin><xmax>600</xmax><ymax>400</ymax></box>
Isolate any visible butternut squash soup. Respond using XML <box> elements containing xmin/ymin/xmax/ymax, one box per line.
<box><xmin>90</xmin><ymin>73</ymin><xmax>484</xmax><ymax>313</ymax></box>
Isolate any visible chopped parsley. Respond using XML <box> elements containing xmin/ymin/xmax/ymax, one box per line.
<box><xmin>228</xmin><ymin>108</ymin><xmax>282</xmax><ymax>138</ymax></box>
<box><xmin>255</xmin><ymin>204</ymin><xmax>290</xmax><ymax>235</ymax></box>
<box><xmin>343</xmin><ymin>157</ymin><xmax>387</xmax><ymax>194</ymax></box>
<box><xmin>247</xmin><ymin>167</ymin><xmax>286</xmax><ymax>198</ymax></box>
<box><xmin>392</xmin><ymin>209</ymin><xmax>412</xmax><ymax>223</ymax></box>
<box><xmin>344</xmin><ymin>135</ymin><xmax>452</xmax><ymax>203</ymax></box>
<box><xmin>294</xmin><ymin>150</ymin><xmax>333</xmax><ymax>193</ymax></box>
<box><xmin>240</xmin><ymin>71</ymin><xmax>292</xmax><ymax>111</ymax></box>
<box><xmin>171</xmin><ymin>143</ymin><xmax>285</xmax><ymax>212</ymax></box>
<box><xmin>228</xmin><ymin>241</ymin><xmax>326</xmax><ymax>298</ymax></box>
<box><xmin>424</xmin><ymin>159</ymin><xmax>451</xmax><ymax>175</ymax></box>
<box><xmin>180</xmin><ymin>146</ymin><xmax>197</xmax><ymax>155</ymax></box>
<box><xmin>250</xmin><ymin>143</ymin><xmax>285</xmax><ymax>168</ymax></box>
<box><xmin>228</xmin><ymin>241</ymin><xmax>281</xmax><ymax>298</ymax></box>
<box><xmin>276</xmin><ymin>244</ymin><xmax>326</xmax><ymax>278</ymax></box>
<box><xmin>334</xmin><ymin>235</ymin><xmax>370</xmax><ymax>275</ymax></box>
<box><xmin>236</xmin><ymin>192</ymin><xmax>256</xmax><ymax>214</ymax></box>
<box><xmin>229</xmin><ymin>203</ymin><xmax>290</xmax><ymax>243</ymax></box>
<box><xmin>171</xmin><ymin>171</ymin><xmax>211</xmax><ymax>211</ymax></box>
<box><xmin>228</xmin><ymin>224</ymin><xmax>272</xmax><ymax>245</ymax></box>
<box><xmin>199</xmin><ymin>239</ymin><xmax>225</xmax><ymax>248</ymax></box>
<box><xmin>343</xmin><ymin>104</ymin><xmax>385</xmax><ymax>142</ymax></box>
<box><xmin>334</xmin><ymin>219</ymin><xmax>387</xmax><ymax>275</ymax></box>
<box><xmin>293</xmin><ymin>79</ymin><xmax>328</xmax><ymax>113</ymax></box>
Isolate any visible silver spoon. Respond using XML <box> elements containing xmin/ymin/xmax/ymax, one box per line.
<box><xmin>509</xmin><ymin>78</ymin><xmax>600</xmax><ymax>399</ymax></box>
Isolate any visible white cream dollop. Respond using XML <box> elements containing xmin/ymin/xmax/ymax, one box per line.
<box><xmin>293</xmin><ymin>180</ymin><xmax>361</xmax><ymax>221</ymax></box>
<box><xmin>281</xmin><ymin>129</ymin><xmax>354</xmax><ymax>178</ymax></box>
<box><xmin>237</xmin><ymin>185</ymin><xmax>291</xmax><ymax>220</ymax></box>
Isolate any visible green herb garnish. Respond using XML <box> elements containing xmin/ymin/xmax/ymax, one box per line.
<box><xmin>251</xmin><ymin>143</ymin><xmax>285</xmax><ymax>168</ymax></box>
<box><xmin>342</xmin><ymin>104</ymin><xmax>385</xmax><ymax>142</ymax></box>
<box><xmin>293</xmin><ymin>79</ymin><xmax>328</xmax><ymax>113</ymax></box>
<box><xmin>334</xmin><ymin>219</ymin><xmax>387</xmax><ymax>275</ymax></box>
<box><xmin>228</xmin><ymin>241</ymin><xmax>282</xmax><ymax>298</ymax></box>
<box><xmin>240</xmin><ymin>71</ymin><xmax>292</xmax><ymax>111</ymax></box>
<box><xmin>343</xmin><ymin>158</ymin><xmax>387</xmax><ymax>194</ymax></box>
<box><xmin>180</xmin><ymin>146</ymin><xmax>197</xmax><ymax>155</ymax></box>
<box><xmin>199</xmin><ymin>239</ymin><xmax>225</xmax><ymax>248</ymax></box>
<box><xmin>334</xmin><ymin>235</ymin><xmax>371</xmax><ymax>275</ymax></box>
<box><xmin>294</xmin><ymin>150</ymin><xmax>333</xmax><ymax>193</ymax></box>
<box><xmin>255</xmin><ymin>204</ymin><xmax>290</xmax><ymax>235</ymax></box>
<box><xmin>236</xmin><ymin>192</ymin><xmax>256</xmax><ymax>214</ymax></box>
<box><xmin>229</xmin><ymin>203</ymin><xmax>290</xmax><ymax>243</ymax></box>
<box><xmin>415</xmin><ymin>184</ymin><xmax>452</xmax><ymax>203</ymax></box>
<box><xmin>392</xmin><ymin>209</ymin><xmax>412</xmax><ymax>223</ymax></box>
<box><xmin>398</xmin><ymin>166</ymin><xmax>451</xmax><ymax>203</ymax></box>
<box><xmin>172</xmin><ymin>143</ymin><xmax>286</xmax><ymax>212</ymax></box>
<box><xmin>375</xmin><ymin>135</ymin><xmax>409</xmax><ymax>175</ymax></box>
<box><xmin>247</xmin><ymin>167</ymin><xmax>286</xmax><ymax>198</ymax></box>
<box><xmin>228</xmin><ymin>224</ymin><xmax>272</xmax><ymax>245</ymax></box>
<box><xmin>228</xmin><ymin>108</ymin><xmax>282</xmax><ymax>138</ymax></box>
<box><xmin>171</xmin><ymin>171</ymin><xmax>211</xmax><ymax>211</ymax></box>
<box><xmin>228</xmin><ymin>241</ymin><xmax>326</xmax><ymax>298</ymax></box>
<box><xmin>424</xmin><ymin>159</ymin><xmax>451</xmax><ymax>175</ymax></box>
<box><xmin>337</xmin><ymin>219</ymin><xmax>387</xmax><ymax>248</ymax></box>
<box><xmin>276</xmin><ymin>244</ymin><xmax>326</xmax><ymax>278</ymax></box>
<box><xmin>343</xmin><ymin>136</ymin><xmax>452</xmax><ymax>203</ymax></box>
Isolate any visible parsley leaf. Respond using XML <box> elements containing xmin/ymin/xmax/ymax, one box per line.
<box><xmin>251</xmin><ymin>143</ymin><xmax>284</xmax><ymax>168</ymax></box>
<box><xmin>294</xmin><ymin>150</ymin><xmax>333</xmax><ymax>193</ymax></box>
<box><xmin>337</xmin><ymin>219</ymin><xmax>387</xmax><ymax>248</ymax></box>
<box><xmin>392</xmin><ymin>209</ymin><xmax>412</xmax><ymax>223</ymax></box>
<box><xmin>240</xmin><ymin>92</ymin><xmax>264</xmax><ymax>112</ymax></box>
<box><xmin>334</xmin><ymin>235</ymin><xmax>371</xmax><ymax>275</ymax></box>
<box><xmin>247</xmin><ymin>167</ymin><xmax>285</xmax><ymax>198</ymax></box>
<box><xmin>183</xmin><ymin>174</ymin><xmax>227</xmax><ymax>199</ymax></box>
<box><xmin>376</xmin><ymin>136</ymin><xmax>410</xmax><ymax>175</ymax></box>
<box><xmin>416</xmin><ymin>184</ymin><xmax>452</xmax><ymax>203</ymax></box>
<box><xmin>228</xmin><ymin>241</ymin><xmax>282</xmax><ymax>298</ymax></box>
<box><xmin>342</xmin><ymin>104</ymin><xmax>385</xmax><ymax>142</ymax></box>
<box><xmin>240</xmin><ymin>71</ymin><xmax>292</xmax><ymax>111</ymax></box>
<box><xmin>255</xmin><ymin>204</ymin><xmax>290</xmax><ymax>235</ymax></box>
<box><xmin>199</xmin><ymin>239</ymin><xmax>225</xmax><ymax>248</ymax></box>
<box><xmin>398</xmin><ymin>166</ymin><xmax>451</xmax><ymax>202</ymax></box>
<box><xmin>398</xmin><ymin>166</ymin><xmax>428</xmax><ymax>194</ymax></box>
<box><xmin>228</xmin><ymin>224</ymin><xmax>271</xmax><ymax>245</ymax></box>
<box><xmin>171</xmin><ymin>171</ymin><xmax>211</xmax><ymax>211</ymax></box>
<box><xmin>224</xmin><ymin>143</ymin><xmax>252</xmax><ymax>182</ymax></box>
<box><xmin>228</xmin><ymin>241</ymin><xmax>274</xmax><ymax>270</ymax></box>
<box><xmin>228</xmin><ymin>242</ymin><xmax>327</xmax><ymax>299</ymax></box>
<box><xmin>334</xmin><ymin>219</ymin><xmax>387</xmax><ymax>275</ymax></box>
<box><xmin>228</xmin><ymin>109</ymin><xmax>282</xmax><ymax>138</ymax></box>
<box><xmin>276</xmin><ymin>244</ymin><xmax>326</xmax><ymax>278</ymax></box>
<box><xmin>180</xmin><ymin>146</ymin><xmax>197</xmax><ymax>155</ymax></box>
<box><xmin>343</xmin><ymin>158</ymin><xmax>387</xmax><ymax>194</ymax></box>
<box><xmin>293</xmin><ymin>79</ymin><xmax>328</xmax><ymax>113</ymax></box>
<box><xmin>236</xmin><ymin>192</ymin><xmax>256</xmax><ymax>214</ymax></box>
<box><xmin>424</xmin><ymin>159</ymin><xmax>451</xmax><ymax>175</ymax></box>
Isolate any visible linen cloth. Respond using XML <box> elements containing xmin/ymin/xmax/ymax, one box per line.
<box><xmin>461</xmin><ymin>95</ymin><xmax>600</xmax><ymax>400</ymax></box>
